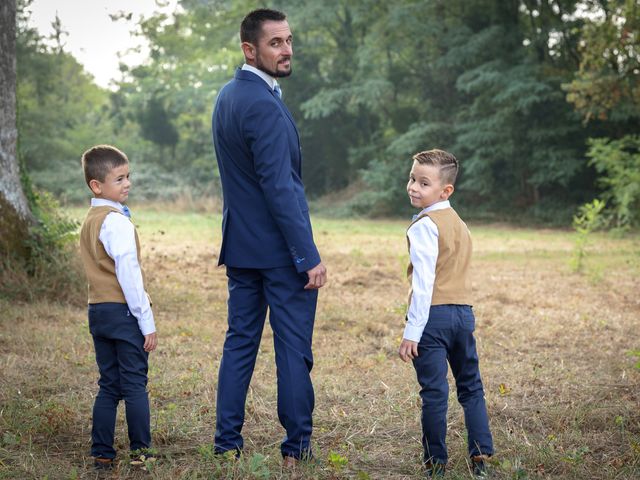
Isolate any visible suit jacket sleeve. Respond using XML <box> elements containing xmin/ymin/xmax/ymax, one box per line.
<box><xmin>244</xmin><ymin>99</ymin><xmax>321</xmax><ymax>273</ymax></box>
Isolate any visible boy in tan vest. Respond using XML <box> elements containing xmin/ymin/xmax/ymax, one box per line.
<box><xmin>398</xmin><ymin>149</ymin><xmax>493</xmax><ymax>478</ymax></box>
<box><xmin>79</xmin><ymin>145</ymin><xmax>157</xmax><ymax>470</ymax></box>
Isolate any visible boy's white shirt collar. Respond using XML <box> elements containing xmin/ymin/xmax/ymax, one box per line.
<box><xmin>417</xmin><ymin>199</ymin><xmax>451</xmax><ymax>216</ymax></box>
<box><xmin>242</xmin><ymin>63</ymin><xmax>279</xmax><ymax>91</ymax></box>
<box><xmin>91</xmin><ymin>198</ymin><xmax>127</xmax><ymax>214</ymax></box>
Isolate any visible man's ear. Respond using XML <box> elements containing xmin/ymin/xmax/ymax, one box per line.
<box><xmin>241</xmin><ymin>42</ymin><xmax>256</xmax><ymax>62</ymax></box>
<box><xmin>441</xmin><ymin>184</ymin><xmax>454</xmax><ymax>200</ymax></box>
<box><xmin>89</xmin><ymin>179</ymin><xmax>102</xmax><ymax>196</ymax></box>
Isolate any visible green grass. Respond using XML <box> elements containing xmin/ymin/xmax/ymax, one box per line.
<box><xmin>1</xmin><ymin>208</ymin><xmax>639</xmax><ymax>479</ymax></box>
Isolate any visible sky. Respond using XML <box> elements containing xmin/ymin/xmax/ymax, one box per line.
<box><xmin>27</xmin><ymin>0</ymin><xmax>179</xmax><ymax>89</ymax></box>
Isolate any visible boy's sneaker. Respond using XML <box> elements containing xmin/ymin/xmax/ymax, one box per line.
<box><xmin>93</xmin><ymin>457</ymin><xmax>114</xmax><ymax>470</ymax></box>
<box><xmin>425</xmin><ymin>462</ymin><xmax>446</xmax><ymax>478</ymax></box>
<box><xmin>471</xmin><ymin>455</ymin><xmax>490</xmax><ymax>477</ymax></box>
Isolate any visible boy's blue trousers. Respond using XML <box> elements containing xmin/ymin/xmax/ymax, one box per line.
<box><xmin>412</xmin><ymin>304</ymin><xmax>493</xmax><ymax>465</ymax></box>
<box><xmin>89</xmin><ymin>303</ymin><xmax>151</xmax><ymax>459</ymax></box>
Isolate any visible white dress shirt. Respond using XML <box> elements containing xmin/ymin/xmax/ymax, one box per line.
<box><xmin>242</xmin><ymin>63</ymin><xmax>281</xmax><ymax>93</ymax></box>
<box><xmin>91</xmin><ymin>198</ymin><xmax>156</xmax><ymax>335</ymax></box>
<box><xmin>403</xmin><ymin>200</ymin><xmax>451</xmax><ymax>342</ymax></box>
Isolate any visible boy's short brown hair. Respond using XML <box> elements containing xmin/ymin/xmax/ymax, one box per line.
<box><xmin>81</xmin><ymin>145</ymin><xmax>128</xmax><ymax>186</ymax></box>
<box><xmin>413</xmin><ymin>149</ymin><xmax>459</xmax><ymax>185</ymax></box>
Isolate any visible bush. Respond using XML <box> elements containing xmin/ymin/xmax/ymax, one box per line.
<box><xmin>1</xmin><ymin>191</ymin><xmax>84</xmax><ymax>304</ymax></box>
<box><xmin>587</xmin><ymin>135</ymin><xmax>640</xmax><ymax>229</ymax></box>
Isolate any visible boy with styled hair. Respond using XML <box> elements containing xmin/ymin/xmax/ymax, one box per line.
<box><xmin>79</xmin><ymin>144</ymin><xmax>157</xmax><ymax>469</ymax></box>
<box><xmin>398</xmin><ymin>149</ymin><xmax>494</xmax><ymax>477</ymax></box>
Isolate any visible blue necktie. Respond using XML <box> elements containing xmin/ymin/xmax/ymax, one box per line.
<box><xmin>274</xmin><ymin>84</ymin><xmax>282</xmax><ymax>99</ymax></box>
<box><xmin>122</xmin><ymin>205</ymin><xmax>131</xmax><ymax>218</ymax></box>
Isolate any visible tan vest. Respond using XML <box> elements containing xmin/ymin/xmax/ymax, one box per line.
<box><xmin>79</xmin><ymin>206</ymin><xmax>148</xmax><ymax>304</ymax></box>
<box><xmin>407</xmin><ymin>207</ymin><xmax>473</xmax><ymax>308</ymax></box>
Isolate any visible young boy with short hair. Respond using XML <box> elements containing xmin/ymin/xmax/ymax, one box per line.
<box><xmin>398</xmin><ymin>149</ymin><xmax>494</xmax><ymax>477</ymax></box>
<box><xmin>79</xmin><ymin>144</ymin><xmax>157</xmax><ymax>469</ymax></box>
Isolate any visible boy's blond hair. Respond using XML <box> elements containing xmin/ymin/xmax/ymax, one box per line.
<box><xmin>413</xmin><ymin>149</ymin><xmax>459</xmax><ymax>186</ymax></box>
<box><xmin>81</xmin><ymin>145</ymin><xmax>128</xmax><ymax>187</ymax></box>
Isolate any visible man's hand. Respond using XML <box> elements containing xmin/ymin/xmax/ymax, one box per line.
<box><xmin>304</xmin><ymin>262</ymin><xmax>327</xmax><ymax>290</ymax></box>
<box><xmin>398</xmin><ymin>339</ymin><xmax>419</xmax><ymax>363</ymax></box>
<box><xmin>143</xmin><ymin>332</ymin><xmax>158</xmax><ymax>352</ymax></box>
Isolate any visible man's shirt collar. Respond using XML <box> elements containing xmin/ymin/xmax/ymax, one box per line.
<box><xmin>242</xmin><ymin>63</ymin><xmax>278</xmax><ymax>91</ymax></box>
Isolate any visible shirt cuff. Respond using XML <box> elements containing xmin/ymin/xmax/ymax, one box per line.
<box><xmin>403</xmin><ymin>323</ymin><xmax>425</xmax><ymax>343</ymax></box>
<box><xmin>137</xmin><ymin>314</ymin><xmax>156</xmax><ymax>336</ymax></box>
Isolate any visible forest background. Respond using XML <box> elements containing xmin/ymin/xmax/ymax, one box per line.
<box><xmin>14</xmin><ymin>0</ymin><xmax>640</xmax><ymax>226</ymax></box>
<box><xmin>1</xmin><ymin>1</ymin><xmax>640</xmax><ymax>478</ymax></box>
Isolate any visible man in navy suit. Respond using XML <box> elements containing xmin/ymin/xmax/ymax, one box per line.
<box><xmin>211</xmin><ymin>8</ymin><xmax>327</xmax><ymax>466</ymax></box>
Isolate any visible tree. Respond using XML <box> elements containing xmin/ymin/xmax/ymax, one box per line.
<box><xmin>564</xmin><ymin>0</ymin><xmax>640</xmax><ymax>227</ymax></box>
<box><xmin>16</xmin><ymin>0</ymin><xmax>111</xmax><ymax>202</ymax></box>
<box><xmin>1</xmin><ymin>0</ymin><xmax>34</xmax><ymax>260</ymax></box>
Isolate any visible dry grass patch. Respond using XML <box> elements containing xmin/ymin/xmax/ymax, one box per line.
<box><xmin>1</xmin><ymin>210</ymin><xmax>639</xmax><ymax>479</ymax></box>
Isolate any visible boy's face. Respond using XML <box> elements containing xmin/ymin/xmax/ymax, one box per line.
<box><xmin>89</xmin><ymin>163</ymin><xmax>131</xmax><ymax>204</ymax></box>
<box><xmin>407</xmin><ymin>161</ymin><xmax>452</xmax><ymax>209</ymax></box>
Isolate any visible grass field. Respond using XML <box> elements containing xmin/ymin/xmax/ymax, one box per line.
<box><xmin>1</xmin><ymin>207</ymin><xmax>639</xmax><ymax>479</ymax></box>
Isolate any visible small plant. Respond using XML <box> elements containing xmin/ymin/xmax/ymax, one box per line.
<box><xmin>498</xmin><ymin>458</ymin><xmax>528</xmax><ymax>479</ymax></box>
<box><xmin>571</xmin><ymin>199</ymin><xmax>605</xmax><ymax>273</ymax></box>
<box><xmin>197</xmin><ymin>443</ymin><xmax>217</xmax><ymax>462</ymax></box>
<box><xmin>327</xmin><ymin>451</ymin><xmax>348</xmax><ymax>471</ymax></box>
<box><xmin>563</xmin><ymin>446</ymin><xmax>590</xmax><ymax>464</ymax></box>
<box><xmin>245</xmin><ymin>453</ymin><xmax>270</xmax><ymax>479</ymax></box>
<box><xmin>628</xmin><ymin>350</ymin><xmax>640</xmax><ymax>370</ymax></box>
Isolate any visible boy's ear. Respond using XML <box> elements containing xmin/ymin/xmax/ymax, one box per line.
<box><xmin>441</xmin><ymin>184</ymin><xmax>454</xmax><ymax>199</ymax></box>
<box><xmin>89</xmin><ymin>179</ymin><xmax>102</xmax><ymax>196</ymax></box>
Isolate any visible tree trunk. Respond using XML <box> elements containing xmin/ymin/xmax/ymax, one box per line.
<box><xmin>1</xmin><ymin>0</ymin><xmax>34</xmax><ymax>260</ymax></box>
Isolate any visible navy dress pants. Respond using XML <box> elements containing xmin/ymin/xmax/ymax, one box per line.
<box><xmin>89</xmin><ymin>303</ymin><xmax>151</xmax><ymax>459</ymax></box>
<box><xmin>215</xmin><ymin>266</ymin><xmax>318</xmax><ymax>458</ymax></box>
<box><xmin>412</xmin><ymin>305</ymin><xmax>493</xmax><ymax>465</ymax></box>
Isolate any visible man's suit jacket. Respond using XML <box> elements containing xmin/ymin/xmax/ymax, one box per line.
<box><xmin>212</xmin><ymin>68</ymin><xmax>320</xmax><ymax>273</ymax></box>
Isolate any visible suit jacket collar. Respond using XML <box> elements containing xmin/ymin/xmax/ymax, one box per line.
<box><xmin>234</xmin><ymin>68</ymin><xmax>300</xmax><ymax>149</ymax></box>
<box><xmin>241</xmin><ymin>64</ymin><xmax>277</xmax><ymax>89</ymax></box>
<box><xmin>235</xmin><ymin>68</ymin><xmax>271</xmax><ymax>87</ymax></box>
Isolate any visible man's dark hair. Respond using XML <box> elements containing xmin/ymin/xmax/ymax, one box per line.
<box><xmin>240</xmin><ymin>8</ymin><xmax>287</xmax><ymax>45</ymax></box>
<box><xmin>81</xmin><ymin>145</ymin><xmax>128</xmax><ymax>186</ymax></box>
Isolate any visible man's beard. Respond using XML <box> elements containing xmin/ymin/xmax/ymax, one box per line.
<box><xmin>256</xmin><ymin>55</ymin><xmax>292</xmax><ymax>78</ymax></box>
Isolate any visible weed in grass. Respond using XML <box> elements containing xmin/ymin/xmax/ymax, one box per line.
<box><xmin>628</xmin><ymin>350</ymin><xmax>640</xmax><ymax>370</ymax></box>
<box><xmin>327</xmin><ymin>451</ymin><xmax>348</xmax><ymax>471</ymax></box>
<box><xmin>563</xmin><ymin>446</ymin><xmax>590</xmax><ymax>464</ymax></box>
<box><xmin>498</xmin><ymin>458</ymin><xmax>528</xmax><ymax>479</ymax></box>
<box><xmin>571</xmin><ymin>199</ymin><xmax>605</xmax><ymax>273</ymax></box>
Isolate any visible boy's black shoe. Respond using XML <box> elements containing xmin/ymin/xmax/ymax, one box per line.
<box><xmin>93</xmin><ymin>457</ymin><xmax>114</xmax><ymax>470</ymax></box>
<box><xmin>425</xmin><ymin>462</ymin><xmax>446</xmax><ymax>478</ymax></box>
<box><xmin>471</xmin><ymin>455</ymin><xmax>490</xmax><ymax>477</ymax></box>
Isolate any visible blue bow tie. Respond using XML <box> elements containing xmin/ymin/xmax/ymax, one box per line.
<box><xmin>122</xmin><ymin>205</ymin><xmax>131</xmax><ymax>218</ymax></box>
<box><xmin>274</xmin><ymin>84</ymin><xmax>282</xmax><ymax>99</ymax></box>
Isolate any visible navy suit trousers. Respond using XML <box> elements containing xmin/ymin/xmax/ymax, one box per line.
<box><xmin>89</xmin><ymin>303</ymin><xmax>151</xmax><ymax>459</ymax></box>
<box><xmin>412</xmin><ymin>305</ymin><xmax>493</xmax><ymax>464</ymax></box>
<box><xmin>215</xmin><ymin>266</ymin><xmax>318</xmax><ymax>458</ymax></box>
